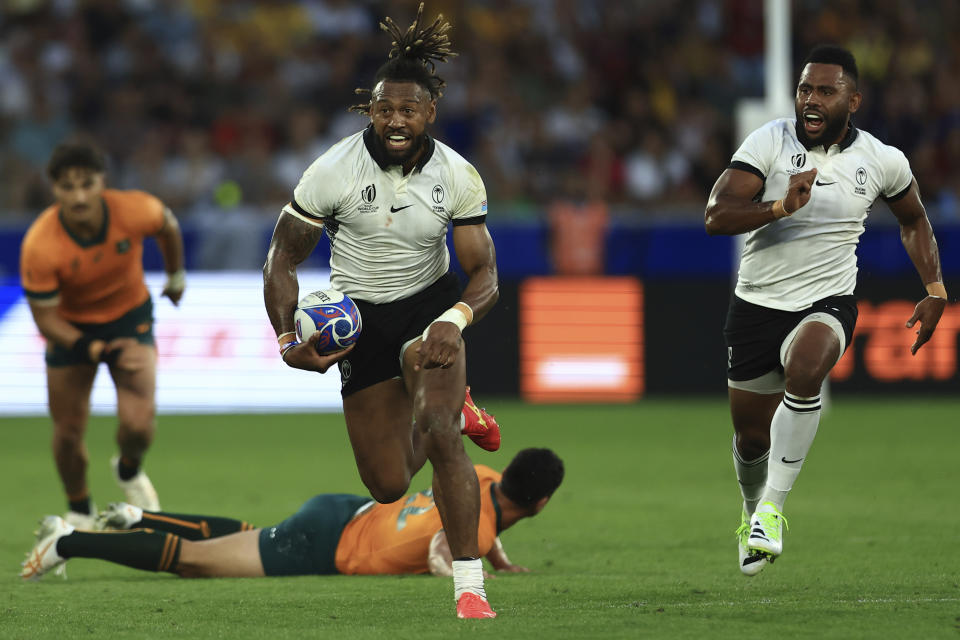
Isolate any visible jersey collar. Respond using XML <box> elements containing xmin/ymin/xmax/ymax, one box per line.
<box><xmin>362</xmin><ymin>124</ymin><xmax>436</xmax><ymax>173</ymax></box>
<box><xmin>59</xmin><ymin>198</ymin><xmax>110</xmax><ymax>248</ymax></box>
<box><xmin>836</xmin><ymin>124</ymin><xmax>859</xmax><ymax>151</ymax></box>
<box><xmin>800</xmin><ymin>122</ymin><xmax>859</xmax><ymax>152</ymax></box>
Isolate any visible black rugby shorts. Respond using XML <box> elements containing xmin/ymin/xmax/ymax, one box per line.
<box><xmin>337</xmin><ymin>272</ymin><xmax>461</xmax><ymax>396</ymax></box>
<box><xmin>723</xmin><ymin>294</ymin><xmax>858</xmax><ymax>381</ymax></box>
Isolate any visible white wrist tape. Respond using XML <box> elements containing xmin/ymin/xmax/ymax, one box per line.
<box><xmin>422</xmin><ymin>307</ymin><xmax>469</xmax><ymax>342</ymax></box>
<box><xmin>164</xmin><ymin>269</ymin><xmax>186</xmax><ymax>292</ymax></box>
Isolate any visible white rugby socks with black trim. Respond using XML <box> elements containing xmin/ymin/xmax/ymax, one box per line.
<box><xmin>732</xmin><ymin>436</ymin><xmax>768</xmax><ymax>516</ymax></box>
<box><xmin>762</xmin><ymin>391</ymin><xmax>821</xmax><ymax>510</ymax></box>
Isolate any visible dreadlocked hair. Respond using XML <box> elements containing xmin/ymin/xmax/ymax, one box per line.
<box><xmin>349</xmin><ymin>3</ymin><xmax>457</xmax><ymax>115</ymax></box>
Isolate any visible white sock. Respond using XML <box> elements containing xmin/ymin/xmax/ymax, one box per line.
<box><xmin>732</xmin><ymin>435</ymin><xmax>768</xmax><ymax>516</ymax></box>
<box><xmin>762</xmin><ymin>391</ymin><xmax>821</xmax><ymax>510</ymax></box>
<box><xmin>452</xmin><ymin>558</ymin><xmax>485</xmax><ymax>600</ymax></box>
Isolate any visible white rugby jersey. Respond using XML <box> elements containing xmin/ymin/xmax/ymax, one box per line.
<box><xmin>730</xmin><ymin>118</ymin><xmax>913</xmax><ymax>311</ymax></box>
<box><xmin>283</xmin><ymin>126</ymin><xmax>488</xmax><ymax>303</ymax></box>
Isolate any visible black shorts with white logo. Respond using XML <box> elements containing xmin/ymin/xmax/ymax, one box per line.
<box><xmin>337</xmin><ymin>272</ymin><xmax>461</xmax><ymax>397</ymax></box>
<box><xmin>723</xmin><ymin>294</ymin><xmax>858</xmax><ymax>381</ymax></box>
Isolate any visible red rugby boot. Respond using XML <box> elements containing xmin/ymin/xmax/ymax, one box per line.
<box><xmin>461</xmin><ymin>386</ymin><xmax>501</xmax><ymax>452</ymax></box>
<box><xmin>456</xmin><ymin>592</ymin><xmax>497</xmax><ymax>619</ymax></box>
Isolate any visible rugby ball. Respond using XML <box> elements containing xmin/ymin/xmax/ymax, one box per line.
<box><xmin>293</xmin><ymin>289</ymin><xmax>362</xmax><ymax>354</ymax></box>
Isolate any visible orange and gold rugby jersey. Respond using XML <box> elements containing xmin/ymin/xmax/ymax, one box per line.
<box><xmin>20</xmin><ymin>190</ymin><xmax>166</xmax><ymax>324</ymax></box>
<box><xmin>335</xmin><ymin>465</ymin><xmax>502</xmax><ymax>575</ymax></box>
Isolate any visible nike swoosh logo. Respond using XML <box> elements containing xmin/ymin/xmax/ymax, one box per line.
<box><xmin>390</xmin><ymin>204</ymin><xmax>414</xmax><ymax>213</ymax></box>
<box><xmin>814</xmin><ymin>180</ymin><xmax>836</xmax><ymax>186</ymax></box>
<box><xmin>781</xmin><ymin>456</ymin><xmax>803</xmax><ymax>464</ymax></box>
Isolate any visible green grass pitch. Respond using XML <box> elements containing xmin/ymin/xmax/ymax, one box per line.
<box><xmin>2</xmin><ymin>397</ymin><xmax>958</xmax><ymax>639</ymax></box>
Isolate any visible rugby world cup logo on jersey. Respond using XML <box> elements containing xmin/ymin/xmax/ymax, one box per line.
<box><xmin>791</xmin><ymin>153</ymin><xmax>806</xmax><ymax>169</ymax></box>
<box><xmin>855</xmin><ymin>167</ymin><xmax>867</xmax><ymax>195</ymax></box>
<box><xmin>359</xmin><ymin>184</ymin><xmax>378</xmax><ymax>213</ymax></box>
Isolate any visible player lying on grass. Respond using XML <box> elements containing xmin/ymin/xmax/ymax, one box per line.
<box><xmin>22</xmin><ymin>448</ymin><xmax>563</xmax><ymax>586</ymax></box>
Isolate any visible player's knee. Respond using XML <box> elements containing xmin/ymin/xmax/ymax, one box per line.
<box><xmin>733</xmin><ymin>428</ymin><xmax>770</xmax><ymax>459</ymax></box>
<box><xmin>783</xmin><ymin>365</ymin><xmax>825</xmax><ymax>397</ymax></box>
<box><xmin>783</xmin><ymin>347</ymin><xmax>834</xmax><ymax>396</ymax></box>
<box><xmin>414</xmin><ymin>405</ymin><xmax>460</xmax><ymax>440</ymax></box>
<box><xmin>117</xmin><ymin>415</ymin><xmax>155</xmax><ymax>443</ymax></box>
<box><xmin>118</xmin><ymin>423</ymin><xmax>153</xmax><ymax>446</ymax></box>
<box><xmin>366</xmin><ymin>483</ymin><xmax>408</xmax><ymax>504</ymax></box>
<box><xmin>52</xmin><ymin>425</ymin><xmax>85</xmax><ymax>452</ymax></box>
<box><xmin>361</xmin><ymin>469</ymin><xmax>411</xmax><ymax>503</ymax></box>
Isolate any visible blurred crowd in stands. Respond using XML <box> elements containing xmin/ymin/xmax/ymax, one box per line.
<box><xmin>3</xmin><ymin>0</ymin><xmax>960</xmax><ymax>226</ymax></box>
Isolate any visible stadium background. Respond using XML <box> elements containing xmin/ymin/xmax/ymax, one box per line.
<box><xmin>2</xmin><ymin>0</ymin><xmax>957</xmax><ymax>412</ymax></box>
<box><xmin>2</xmin><ymin>2</ymin><xmax>959</xmax><ymax>637</ymax></box>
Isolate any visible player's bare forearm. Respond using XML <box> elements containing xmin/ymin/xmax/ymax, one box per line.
<box><xmin>263</xmin><ymin>211</ymin><xmax>324</xmax><ymax>336</ymax></box>
<box><xmin>901</xmin><ymin>220</ymin><xmax>944</xmax><ymax>291</ymax></box>
<box><xmin>890</xmin><ymin>181</ymin><xmax>945</xmax><ymax>291</ymax></box>
<box><xmin>484</xmin><ymin>537</ymin><xmax>513</xmax><ymax>571</ymax></box>
<box><xmin>154</xmin><ymin>208</ymin><xmax>185</xmax><ymax>274</ymax></box>
<box><xmin>890</xmin><ymin>181</ymin><xmax>949</xmax><ymax>353</ymax></box>
<box><xmin>27</xmin><ymin>302</ymin><xmax>114</xmax><ymax>361</ymax></box>
<box><xmin>704</xmin><ymin>167</ymin><xmax>812</xmax><ymax>235</ymax></box>
<box><xmin>28</xmin><ymin>303</ymin><xmax>83</xmax><ymax>348</ymax></box>
<box><xmin>452</xmin><ymin>223</ymin><xmax>499</xmax><ymax>323</ymax></box>
<box><xmin>705</xmin><ymin>198</ymin><xmax>781</xmax><ymax>235</ymax></box>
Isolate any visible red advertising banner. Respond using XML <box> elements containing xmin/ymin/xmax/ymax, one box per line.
<box><xmin>520</xmin><ymin>277</ymin><xmax>644</xmax><ymax>402</ymax></box>
<box><xmin>832</xmin><ymin>300</ymin><xmax>960</xmax><ymax>383</ymax></box>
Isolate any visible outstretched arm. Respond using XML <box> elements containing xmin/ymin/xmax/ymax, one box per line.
<box><xmin>428</xmin><ymin>530</ymin><xmax>529</xmax><ymax>577</ymax></box>
<box><xmin>484</xmin><ymin>536</ymin><xmax>529</xmax><ymax>574</ymax></box>
<box><xmin>887</xmin><ymin>180</ymin><xmax>948</xmax><ymax>354</ymax></box>
<box><xmin>263</xmin><ymin>210</ymin><xmax>351</xmax><ymax>372</ymax></box>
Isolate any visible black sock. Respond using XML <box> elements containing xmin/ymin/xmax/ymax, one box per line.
<box><xmin>68</xmin><ymin>496</ymin><xmax>92</xmax><ymax>515</ymax></box>
<box><xmin>117</xmin><ymin>456</ymin><xmax>140</xmax><ymax>481</ymax></box>
<box><xmin>139</xmin><ymin>511</ymin><xmax>253</xmax><ymax>540</ymax></box>
<box><xmin>57</xmin><ymin>530</ymin><xmax>182</xmax><ymax>573</ymax></box>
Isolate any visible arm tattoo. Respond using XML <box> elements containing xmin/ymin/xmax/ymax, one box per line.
<box><xmin>264</xmin><ymin>213</ymin><xmax>324</xmax><ymax>335</ymax></box>
<box><xmin>275</xmin><ymin>214</ymin><xmax>324</xmax><ymax>266</ymax></box>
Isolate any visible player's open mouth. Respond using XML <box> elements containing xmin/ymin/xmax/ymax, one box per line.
<box><xmin>386</xmin><ymin>134</ymin><xmax>411</xmax><ymax>151</ymax></box>
<box><xmin>803</xmin><ymin>111</ymin><xmax>825</xmax><ymax>134</ymax></box>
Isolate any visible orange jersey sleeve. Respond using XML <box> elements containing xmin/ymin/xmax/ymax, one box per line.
<box><xmin>19</xmin><ymin>189</ymin><xmax>165</xmax><ymax>323</ymax></box>
<box><xmin>335</xmin><ymin>465</ymin><xmax>503</xmax><ymax>575</ymax></box>
<box><xmin>19</xmin><ymin>206</ymin><xmax>62</xmax><ymax>301</ymax></box>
